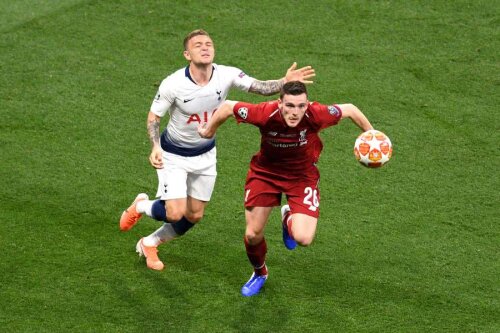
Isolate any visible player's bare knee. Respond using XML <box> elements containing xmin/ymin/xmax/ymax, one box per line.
<box><xmin>295</xmin><ymin>235</ymin><xmax>315</xmax><ymax>247</ymax></box>
<box><xmin>185</xmin><ymin>211</ymin><xmax>203</xmax><ymax>223</ymax></box>
<box><xmin>166</xmin><ymin>209</ymin><xmax>184</xmax><ymax>222</ymax></box>
<box><xmin>245</xmin><ymin>231</ymin><xmax>262</xmax><ymax>245</ymax></box>
<box><xmin>245</xmin><ymin>231</ymin><xmax>257</xmax><ymax>242</ymax></box>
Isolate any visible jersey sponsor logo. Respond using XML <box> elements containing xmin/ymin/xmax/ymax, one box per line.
<box><xmin>238</xmin><ymin>107</ymin><xmax>248</xmax><ymax>119</ymax></box>
<box><xmin>187</xmin><ymin>109</ymin><xmax>216</xmax><ymax>124</ymax></box>
<box><xmin>328</xmin><ymin>105</ymin><xmax>339</xmax><ymax>116</ymax></box>
<box><xmin>267</xmin><ymin>139</ymin><xmax>298</xmax><ymax>148</ymax></box>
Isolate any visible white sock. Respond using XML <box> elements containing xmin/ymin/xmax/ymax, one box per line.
<box><xmin>143</xmin><ymin>223</ymin><xmax>178</xmax><ymax>247</ymax></box>
<box><xmin>136</xmin><ymin>200</ymin><xmax>154</xmax><ymax>216</ymax></box>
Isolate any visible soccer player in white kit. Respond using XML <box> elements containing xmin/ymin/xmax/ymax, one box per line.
<box><xmin>119</xmin><ymin>29</ymin><xmax>315</xmax><ymax>271</ymax></box>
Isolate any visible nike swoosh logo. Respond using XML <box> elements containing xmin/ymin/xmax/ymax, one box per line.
<box><xmin>184</xmin><ymin>98</ymin><xmax>194</xmax><ymax>103</ymax></box>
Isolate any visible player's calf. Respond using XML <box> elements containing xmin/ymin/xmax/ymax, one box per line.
<box><xmin>286</xmin><ymin>211</ymin><xmax>318</xmax><ymax>248</ymax></box>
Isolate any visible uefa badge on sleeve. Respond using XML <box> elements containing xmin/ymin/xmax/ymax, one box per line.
<box><xmin>328</xmin><ymin>105</ymin><xmax>339</xmax><ymax>117</ymax></box>
<box><xmin>238</xmin><ymin>107</ymin><xmax>248</xmax><ymax>119</ymax></box>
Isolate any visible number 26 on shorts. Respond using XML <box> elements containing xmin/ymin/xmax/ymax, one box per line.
<box><xmin>303</xmin><ymin>187</ymin><xmax>319</xmax><ymax>211</ymax></box>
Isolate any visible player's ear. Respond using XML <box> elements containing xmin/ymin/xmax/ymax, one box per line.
<box><xmin>278</xmin><ymin>99</ymin><xmax>282</xmax><ymax>109</ymax></box>
<box><xmin>183</xmin><ymin>50</ymin><xmax>191</xmax><ymax>61</ymax></box>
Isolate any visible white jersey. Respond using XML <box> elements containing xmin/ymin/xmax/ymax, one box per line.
<box><xmin>150</xmin><ymin>63</ymin><xmax>255</xmax><ymax>156</ymax></box>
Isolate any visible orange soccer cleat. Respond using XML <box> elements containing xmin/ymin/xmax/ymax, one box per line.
<box><xmin>119</xmin><ymin>193</ymin><xmax>149</xmax><ymax>231</ymax></box>
<box><xmin>136</xmin><ymin>238</ymin><xmax>164</xmax><ymax>271</ymax></box>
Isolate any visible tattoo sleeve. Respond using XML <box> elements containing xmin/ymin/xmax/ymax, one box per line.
<box><xmin>147</xmin><ymin>117</ymin><xmax>161</xmax><ymax>147</ymax></box>
<box><xmin>248</xmin><ymin>79</ymin><xmax>285</xmax><ymax>96</ymax></box>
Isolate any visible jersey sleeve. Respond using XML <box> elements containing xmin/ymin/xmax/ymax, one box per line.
<box><xmin>310</xmin><ymin>102</ymin><xmax>343</xmax><ymax>129</ymax></box>
<box><xmin>233</xmin><ymin>101</ymin><xmax>271</xmax><ymax>126</ymax></box>
<box><xmin>150</xmin><ymin>77</ymin><xmax>176</xmax><ymax>117</ymax></box>
<box><xmin>222</xmin><ymin>65</ymin><xmax>255</xmax><ymax>92</ymax></box>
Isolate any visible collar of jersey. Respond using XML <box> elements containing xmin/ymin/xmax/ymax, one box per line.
<box><xmin>185</xmin><ymin>65</ymin><xmax>215</xmax><ymax>85</ymax></box>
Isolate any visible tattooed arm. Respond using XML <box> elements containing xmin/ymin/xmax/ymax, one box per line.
<box><xmin>248</xmin><ymin>62</ymin><xmax>315</xmax><ymax>96</ymax></box>
<box><xmin>147</xmin><ymin>111</ymin><xmax>163</xmax><ymax>169</ymax></box>
<box><xmin>248</xmin><ymin>79</ymin><xmax>285</xmax><ymax>96</ymax></box>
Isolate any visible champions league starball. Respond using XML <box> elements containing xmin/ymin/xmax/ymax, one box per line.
<box><xmin>353</xmin><ymin>129</ymin><xmax>392</xmax><ymax>168</ymax></box>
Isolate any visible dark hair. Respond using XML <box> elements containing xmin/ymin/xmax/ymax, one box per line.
<box><xmin>280</xmin><ymin>81</ymin><xmax>308</xmax><ymax>99</ymax></box>
<box><xmin>183</xmin><ymin>29</ymin><xmax>211</xmax><ymax>50</ymax></box>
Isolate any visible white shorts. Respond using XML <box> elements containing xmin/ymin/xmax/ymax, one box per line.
<box><xmin>156</xmin><ymin>147</ymin><xmax>217</xmax><ymax>201</ymax></box>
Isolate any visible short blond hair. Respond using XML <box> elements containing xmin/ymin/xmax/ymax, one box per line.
<box><xmin>183</xmin><ymin>29</ymin><xmax>211</xmax><ymax>50</ymax></box>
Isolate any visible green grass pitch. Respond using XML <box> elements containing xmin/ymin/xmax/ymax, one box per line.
<box><xmin>0</xmin><ymin>1</ymin><xmax>498</xmax><ymax>332</ymax></box>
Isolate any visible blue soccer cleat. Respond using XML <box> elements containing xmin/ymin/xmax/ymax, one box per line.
<box><xmin>281</xmin><ymin>205</ymin><xmax>297</xmax><ymax>250</ymax></box>
<box><xmin>241</xmin><ymin>272</ymin><xmax>268</xmax><ymax>297</ymax></box>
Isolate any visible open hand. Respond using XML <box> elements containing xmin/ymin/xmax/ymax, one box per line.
<box><xmin>284</xmin><ymin>62</ymin><xmax>315</xmax><ymax>84</ymax></box>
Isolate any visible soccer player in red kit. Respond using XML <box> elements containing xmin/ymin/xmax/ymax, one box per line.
<box><xmin>198</xmin><ymin>81</ymin><xmax>374</xmax><ymax>296</ymax></box>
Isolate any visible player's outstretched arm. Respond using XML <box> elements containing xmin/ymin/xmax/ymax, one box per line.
<box><xmin>147</xmin><ymin>111</ymin><xmax>164</xmax><ymax>169</ymax></box>
<box><xmin>339</xmin><ymin>103</ymin><xmax>374</xmax><ymax>132</ymax></box>
<box><xmin>248</xmin><ymin>62</ymin><xmax>315</xmax><ymax>96</ymax></box>
<box><xmin>198</xmin><ymin>101</ymin><xmax>237</xmax><ymax>139</ymax></box>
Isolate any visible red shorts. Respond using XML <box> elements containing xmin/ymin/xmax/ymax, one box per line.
<box><xmin>244</xmin><ymin>168</ymin><xmax>321</xmax><ymax>218</ymax></box>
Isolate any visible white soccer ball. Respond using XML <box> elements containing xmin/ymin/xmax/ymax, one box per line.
<box><xmin>353</xmin><ymin>129</ymin><xmax>392</xmax><ymax>168</ymax></box>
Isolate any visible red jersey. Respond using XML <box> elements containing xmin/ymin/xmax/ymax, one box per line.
<box><xmin>233</xmin><ymin>101</ymin><xmax>342</xmax><ymax>179</ymax></box>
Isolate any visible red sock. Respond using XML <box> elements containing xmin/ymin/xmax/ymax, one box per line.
<box><xmin>244</xmin><ymin>237</ymin><xmax>268</xmax><ymax>276</ymax></box>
